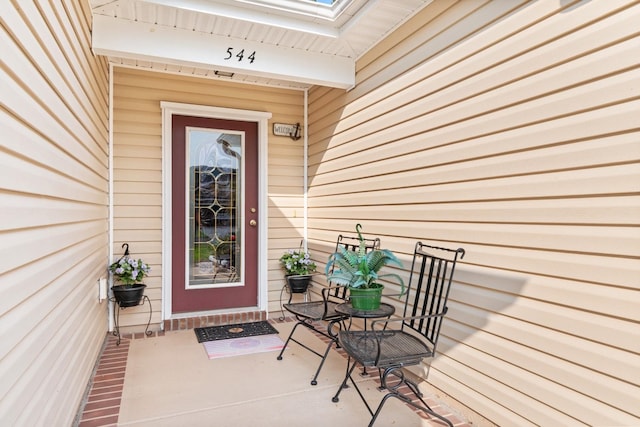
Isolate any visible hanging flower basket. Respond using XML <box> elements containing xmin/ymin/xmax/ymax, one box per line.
<box><xmin>108</xmin><ymin>243</ymin><xmax>151</xmax><ymax>307</ymax></box>
<box><xmin>286</xmin><ymin>275</ymin><xmax>312</xmax><ymax>293</ymax></box>
<box><xmin>280</xmin><ymin>246</ymin><xmax>316</xmax><ymax>294</ymax></box>
<box><xmin>279</xmin><ymin>248</ymin><xmax>317</xmax><ymax>276</ymax></box>
<box><xmin>112</xmin><ymin>284</ymin><xmax>147</xmax><ymax>307</ymax></box>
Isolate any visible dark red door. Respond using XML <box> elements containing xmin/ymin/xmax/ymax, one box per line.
<box><xmin>171</xmin><ymin>115</ymin><xmax>258</xmax><ymax>313</ymax></box>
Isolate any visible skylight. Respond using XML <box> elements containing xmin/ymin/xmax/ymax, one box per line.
<box><xmin>237</xmin><ymin>0</ymin><xmax>354</xmax><ymax>22</ymax></box>
<box><xmin>145</xmin><ymin>1</ymin><xmax>360</xmax><ymax>37</ymax></box>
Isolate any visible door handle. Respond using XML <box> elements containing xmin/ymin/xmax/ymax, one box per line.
<box><xmin>249</xmin><ymin>220</ymin><xmax>257</xmax><ymax>227</ymax></box>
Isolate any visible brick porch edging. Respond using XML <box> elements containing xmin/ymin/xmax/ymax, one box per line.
<box><xmin>76</xmin><ymin>336</ymin><xmax>128</xmax><ymax>427</ymax></box>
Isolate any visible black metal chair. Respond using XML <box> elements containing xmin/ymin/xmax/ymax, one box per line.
<box><xmin>276</xmin><ymin>233</ymin><xmax>381</xmax><ymax>385</ymax></box>
<box><xmin>331</xmin><ymin>241</ymin><xmax>465</xmax><ymax>427</ymax></box>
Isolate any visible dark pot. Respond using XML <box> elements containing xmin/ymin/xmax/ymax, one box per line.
<box><xmin>349</xmin><ymin>285</ymin><xmax>383</xmax><ymax>310</ymax></box>
<box><xmin>112</xmin><ymin>284</ymin><xmax>146</xmax><ymax>307</ymax></box>
<box><xmin>286</xmin><ymin>275</ymin><xmax>311</xmax><ymax>293</ymax></box>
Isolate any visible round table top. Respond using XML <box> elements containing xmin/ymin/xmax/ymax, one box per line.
<box><xmin>335</xmin><ymin>302</ymin><xmax>395</xmax><ymax>319</ymax></box>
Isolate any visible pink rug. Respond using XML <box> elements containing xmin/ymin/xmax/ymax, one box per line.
<box><xmin>203</xmin><ymin>334</ymin><xmax>285</xmax><ymax>359</ymax></box>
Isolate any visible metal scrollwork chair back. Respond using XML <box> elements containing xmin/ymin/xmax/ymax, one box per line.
<box><xmin>331</xmin><ymin>241</ymin><xmax>465</xmax><ymax>427</ymax></box>
<box><xmin>276</xmin><ymin>233</ymin><xmax>381</xmax><ymax>386</ymax></box>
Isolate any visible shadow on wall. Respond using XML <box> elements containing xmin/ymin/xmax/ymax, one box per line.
<box><xmin>438</xmin><ymin>265</ymin><xmax>527</xmax><ymax>356</ymax></box>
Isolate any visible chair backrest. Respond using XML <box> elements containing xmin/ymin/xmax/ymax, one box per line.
<box><xmin>336</xmin><ymin>234</ymin><xmax>381</xmax><ymax>253</ymax></box>
<box><xmin>326</xmin><ymin>233</ymin><xmax>381</xmax><ymax>301</ymax></box>
<box><xmin>402</xmin><ymin>241</ymin><xmax>465</xmax><ymax>353</ymax></box>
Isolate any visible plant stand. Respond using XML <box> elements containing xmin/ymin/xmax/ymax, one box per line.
<box><xmin>111</xmin><ymin>295</ymin><xmax>153</xmax><ymax>345</ymax></box>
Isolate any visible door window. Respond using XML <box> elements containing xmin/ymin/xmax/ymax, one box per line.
<box><xmin>188</xmin><ymin>128</ymin><xmax>243</xmax><ymax>288</ymax></box>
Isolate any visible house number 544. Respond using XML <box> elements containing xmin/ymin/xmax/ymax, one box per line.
<box><xmin>224</xmin><ymin>47</ymin><xmax>256</xmax><ymax>64</ymax></box>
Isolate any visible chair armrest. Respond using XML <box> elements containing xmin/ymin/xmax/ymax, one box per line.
<box><xmin>370</xmin><ymin>311</ymin><xmax>446</xmax><ymax>331</ymax></box>
<box><xmin>320</xmin><ymin>284</ymin><xmax>349</xmax><ymax>316</ymax></box>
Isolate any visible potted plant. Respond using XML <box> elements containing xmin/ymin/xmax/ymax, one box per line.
<box><xmin>108</xmin><ymin>244</ymin><xmax>151</xmax><ymax>307</ymax></box>
<box><xmin>325</xmin><ymin>224</ymin><xmax>404</xmax><ymax>310</ymax></box>
<box><xmin>279</xmin><ymin>246</ymin><xmax>317</xmax><ymax>293</ymax></box>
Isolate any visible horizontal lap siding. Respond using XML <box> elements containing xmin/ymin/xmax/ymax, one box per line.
<box><xmin>112</xmin><ymin>68</ymin><xmax>304</xmax><ymax>322</ymax></box>
<box><xmin>307</xmin><ymin>1</ymin><xmax>640</xmax><ymax>426</ymax></box>
<box><xmin>0</xmin><ymin>1</ymin><xmax>109</xmax><ymax>425</ymax></box>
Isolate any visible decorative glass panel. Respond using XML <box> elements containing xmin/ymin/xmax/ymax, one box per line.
<box><xmin>187</xmin><ymin>128</ymin><xmax>242</xmax><ymax>288</ymax></box>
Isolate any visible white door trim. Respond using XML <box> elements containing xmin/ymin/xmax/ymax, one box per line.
<box><xmin>161</xmin><ymin>102</ymin><xmax>272</xmax><ymax>321</ymax></box>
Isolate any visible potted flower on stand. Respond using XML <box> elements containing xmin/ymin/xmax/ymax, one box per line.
<box><xmin>325</xmin><ymin>224</ymin><xmax>404</xmax><ymax>310</ymax></box>
<box><xmin>109</xmin><ymin>244</ymin><xmax>151</xmax><ymax>307</ymax></box>
<box><xmin>279</xmin><ymin>247</ymin><xmax>317</xmax><ymax>294</ymax></box>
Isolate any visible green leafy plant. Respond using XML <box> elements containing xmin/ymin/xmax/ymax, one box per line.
<box><xmin>280</xmin><ymin>248</ymin><xmax>317</xmax><ymax>276</ymax></box>
<box><xmin>194</xmin><ymin>244</ymin><xmax>214</xmax><ymax>262</ymax></box>
<box><xmin>109</xmin><ymin>254</ymin><xmax>151</xmax><ymax>286</ymax></box>
<box><xmin>325</xmin><ymin>224</ymin><xmax>404</xmax><ymax>292</ymax></box>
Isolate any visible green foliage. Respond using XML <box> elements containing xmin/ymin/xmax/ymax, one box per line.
<box><xmin>325</xmin><ymin>224</ymin><xmax>404</xmax><ymax>292</ymax></box>
<box><xmin>193</xmin><ymin>244</ymin><xmax>214</xmax><ymax>262</ymax></box>
<box><xmin>109</xmin><ymin>254</ymin><xmax>151</xmax><ymax>286</ymax></box>
<box><xmin>280</xmin><ymin>248</ymin><xmax>317</xmax><ymax>275</ymax></box>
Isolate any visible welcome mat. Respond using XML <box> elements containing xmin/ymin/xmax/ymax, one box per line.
<box><xmin>203</xmin><ymin>334</ymin><xmax>285</xmax><ymax>360</ymax></box>
<box><xmin>194</xmin><ymin>321</ymin><xmax>279</xmax><ymax>343</ymax></box>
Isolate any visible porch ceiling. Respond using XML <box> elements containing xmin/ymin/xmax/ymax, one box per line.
<box><xmin>89</xmin><ymin>0</ymin><xmax>432</xmax><ymax>89</ymax></box>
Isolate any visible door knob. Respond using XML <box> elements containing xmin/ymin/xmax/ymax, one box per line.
<box><xmin>249</xmin><ymin>220</ymin><xmax>257</xmax><ymax>227</ymax></box>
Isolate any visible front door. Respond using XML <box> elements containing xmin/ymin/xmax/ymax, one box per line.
<box><xmin>171</xmin><ymin>115</ymin><xmax>259</xmax><ymax>313</ymax></box>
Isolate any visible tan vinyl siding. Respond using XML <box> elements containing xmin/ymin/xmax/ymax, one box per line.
<box><xmin>307</xmin><ymin>1</ymin><xmax>640</xmax><ymax>426</ymax></box>
<box><xmin>112</xmin><ymin>68</ymin><xmax>304</xmax><ymax>326</ymax></box>
<box><xmin>0</xmin><ymin>1</ymin><xmax>109</xmax><ymax>425</ymax></box>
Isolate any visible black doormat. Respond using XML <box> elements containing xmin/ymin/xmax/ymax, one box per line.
<box><xmin>194</xmin><ymin>321</ymin><xmax>279</xmax><ymax>343</ymax></box>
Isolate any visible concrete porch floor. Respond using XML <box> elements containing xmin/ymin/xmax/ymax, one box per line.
<box><xmin>76</xmin><ymin>318</ymin><xmax>471</xmax><ymax>426</ymax></box>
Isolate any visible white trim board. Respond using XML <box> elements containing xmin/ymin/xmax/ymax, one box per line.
<box><xmin>92</xmin><ymin>15</ymin><xmax>354</xmax><ymax>89</ymax></box>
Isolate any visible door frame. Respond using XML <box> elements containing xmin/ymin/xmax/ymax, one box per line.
<box><xmin>161</xmin><ymin>101</ymin><xmax>272</xmax><ymax>320</ymax></box>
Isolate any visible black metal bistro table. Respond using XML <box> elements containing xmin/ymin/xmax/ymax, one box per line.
<box><xmin>335</xmin><ymin>302</ymin><xmax>395</xmax><ymax>325</ymax></box>
<box><xmin>335</xmin><ymin>302</ymin><xmax>395</xmax><ymax>376</ymax></box>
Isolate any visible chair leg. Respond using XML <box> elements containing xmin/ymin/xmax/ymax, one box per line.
<box><xmin>277</xmin><ymin>319</ymin><xmax>340</xmax><ymax>386</ymax></box>
<box><xmin>369</xmin><ymin>391</ymin><xmax>453</xmax><ymax>427</ymax></box>
<box><xmin>276</xmin><ymin>319</ymin><xmax>305</xmax><ymax>361</ymax></box>
<box><xmin>311</xmin><ymin>317</ymin><xmax>344</xmax><ymax>385</ymax></box>
<box><xmin>310</xmin><ymin>338</ymin><xmax>336</xmax><ymax>385</ymax></box>
<box><xmin>369</xmin><ymin>393</ymin><xmax>396</xmax><ymax>427</ymax></box>
<box><xmin>369</xmin><ymin>367</ymin><xmax>453</xmax><ymax>427</ymax></box>
<box><xmin>331</xmin><ymin>357</ymin><xmax>358</xmax><ymax>403</ymax></box>
<box><xmin>331</xmin><ymin>358</ymin><xmax>374</xmax><ymax>416</ymax></box>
